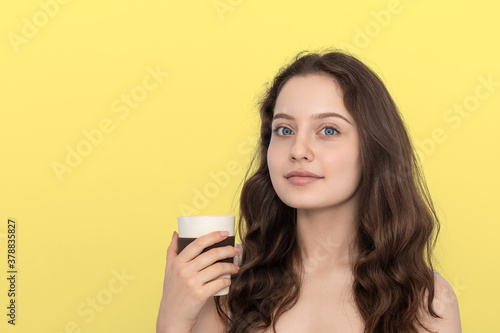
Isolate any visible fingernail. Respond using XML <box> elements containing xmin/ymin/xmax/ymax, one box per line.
<box><xmin>172</xmin><ymin>231</ymin><xmax>176</xmax><ymax>240</ymax></box>
<box><xmin>233</xmin><ymin>246</ymin><xmax>240</xmax><ymax>253</ymax></box>
<box><xmin>220</xmin><ymin>231</ymin><xmax>229</xmax><ymax>237</ymax></box>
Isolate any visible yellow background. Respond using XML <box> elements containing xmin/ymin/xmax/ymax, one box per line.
<box><xmin>1</xmin><ymin>0</ymin><xmax>499</xmax><ymax>332</ymax></box>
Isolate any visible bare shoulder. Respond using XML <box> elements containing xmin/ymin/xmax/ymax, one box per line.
<box><xmin>419</xmin><ymin>271</ymin><xmax>462</xmax><ymax>333</ymax></box>
<box><xmin>192</xmin><ymin>296</ymin><xmax>228</xmax><ymax>333</ymax></box>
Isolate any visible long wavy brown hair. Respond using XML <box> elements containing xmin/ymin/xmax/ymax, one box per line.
<box><xmin>215</xmin><ymin>49</ymin><xmax>442</xmax><ymax>333</ymax></box>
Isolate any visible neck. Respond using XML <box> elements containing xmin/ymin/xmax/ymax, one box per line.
<box><xmin>295</xmin><ymin>199</ymin><xmax>358</xmax><ymax>275</ymax></box>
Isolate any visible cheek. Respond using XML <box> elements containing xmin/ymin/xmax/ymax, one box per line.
<box><xmin>267</xmin><ymin>145</ymin><xmax>279</xmax><ymax>174</ymax></box>
<box><xmin>323</xmin><ymin>148</ymin><xmax>360</xmax><ymax>175</ymax></box>
<box><xmin>267</xmin><ymin>143</ymin><xmax>286</xmax><ymax>188</ymax></box>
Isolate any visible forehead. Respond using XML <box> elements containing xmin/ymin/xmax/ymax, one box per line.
<box><xmin>274</xmin><ymin>74</ymin><xmax>353</xmax><ymax>123</ymax></box>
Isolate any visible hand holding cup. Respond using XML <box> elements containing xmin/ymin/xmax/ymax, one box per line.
<box><xmin>156</xmin><ymin>216</ymin><xmax>239</xmax><ymax>333</ymax></box>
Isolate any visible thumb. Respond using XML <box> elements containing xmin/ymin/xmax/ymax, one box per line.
<box><xmin>166</xmin><ymin>231</ymin><xmax>179</xmax><ymax>267</ymax></box>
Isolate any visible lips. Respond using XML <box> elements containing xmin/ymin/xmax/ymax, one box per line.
<box><xmin>284</xmin><ymin>170</ymin><xmax>323</xmax><ymax>185</ymax></box>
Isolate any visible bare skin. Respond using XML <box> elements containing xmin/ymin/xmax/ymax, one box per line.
<box><xmin>261</xmin><ymin>265</ymin><xmax>363</xmax><ymax>332</ymax></box>
<box><xmin>157</xmin><ymin>74</ymin><xmax>461</xmax><ymax>332</ymax></box>
<box><xmin>262</xmin><ymin>74</ymin><xmax>461</xmax><ymax>332</ymax></box>
<box><xmin>156</xmin><ymin>231</ymin><xmax>240</xmax><ymax>333</ymax></box>
<box><xmin>162</xmin><ymin>241</ymin><xmax>460</xmax><ymax>333</ymax></box>
<box><xmin>258</xmin><ymin>74</ymin><xmax>365</xmax><ymax>332</ymax></box>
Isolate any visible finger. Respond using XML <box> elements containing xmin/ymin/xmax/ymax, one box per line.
<box><xmin>190</xmin><ymin>245</ymin><xmax>239</xmax><ymax>272</ymax></box>
<box><xmin>166</xmin><ymin>230</ymin><xmax>179</xmax><ymax>269</ymax></box>
<box><xmin>196</xmin><ymin>262</ymin><xmax>240</xmax><ymax>286</ymax></box>
<box><xmin>178</xmin><ymin>231</ymin><xmax>230</xmax><ymax>263</ymax></box>
<box><xmin>204</xmin><ymin>276</ymin><xmax>232</xmax><ymax>298</ymax></box>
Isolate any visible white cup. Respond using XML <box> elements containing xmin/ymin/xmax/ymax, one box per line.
<box><xmin>177</xmin><ymin>215</ymin><xmax>235</xmax><ymax>296</ymax></box>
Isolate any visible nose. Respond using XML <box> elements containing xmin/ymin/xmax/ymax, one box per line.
<box><xmin>289</xmin><ymin>133</ymin><xmax>313</xmax><ymax>162</ymax></box>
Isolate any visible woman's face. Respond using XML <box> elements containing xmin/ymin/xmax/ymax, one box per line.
<box><xmin>267</xmin><ymin>74</ymin><xmax>362</xmax><ymax>210</ymax></box>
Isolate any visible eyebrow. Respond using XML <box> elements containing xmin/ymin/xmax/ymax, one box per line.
<box><xmin>272</xmin><ymin>112</ymin><xmax>352</xmax><ymax>125</ymax></box>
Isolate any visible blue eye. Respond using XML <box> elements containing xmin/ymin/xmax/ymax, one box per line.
<box><xmin>320</xmin><ymin>127</ymin><xmax>338</xmax><ymax>136</ymax></box>
<box><xmin>275</xmin><ymin>127</ymin><xmax>293</xmax><ymax>135</ymax></box>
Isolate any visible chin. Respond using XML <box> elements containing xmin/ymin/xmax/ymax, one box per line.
<box><xmin>278</xmin><ymin>197</ymin><xmax>328</xmax><ymax>210</ymax></box>
<box><xmin>277</xmin><ymin>192</ymin><xmax>358</xmax><ymax>211</ymax></box>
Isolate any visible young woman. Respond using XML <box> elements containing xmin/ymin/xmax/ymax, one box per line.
<box><xmin>157</xmin><ymin>50</ymin><xmax>462</xmax><ymax>333</ymax></box>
